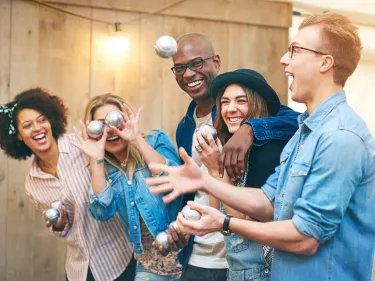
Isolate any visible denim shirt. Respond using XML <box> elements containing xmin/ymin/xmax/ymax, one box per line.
<box><xmin>88</xmin><ymin>130</ymin><xmax>182</xmax><ymax>254</ymax></box>
<box><xmin>261</xmin><ymin>91</ymin><xmax>375</xmax><ymax>281</ymax></box>
<box><xmin>176</xmin><ymin>100</ymin><xmax>300</xmax><ymax>269</ymax></box>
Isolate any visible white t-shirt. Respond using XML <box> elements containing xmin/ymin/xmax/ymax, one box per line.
<box><xmin>188</xmin><ymin>107</ymin><xmax>228</xmax><ymax>269</ymax></box>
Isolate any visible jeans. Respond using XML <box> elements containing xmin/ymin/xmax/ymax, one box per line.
<box><xmin>135</xmin><ymin>263</ymin><xmax>180</xmax><ymax>281</ymax></box>
<box><xmin>179</xmin><ymin>265</ymin><xmax>227</xmax><ymax>281</ymax></box>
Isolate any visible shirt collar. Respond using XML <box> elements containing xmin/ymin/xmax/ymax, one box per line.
<box><xmin>29</xmin><ymin>134</ymin><xmax>70</xmax><ymax>178</ymax></box>
<box><xmin>298</xmin><ymin>90</ymin><xmax>346</xmax><ymax>131</ymax></box>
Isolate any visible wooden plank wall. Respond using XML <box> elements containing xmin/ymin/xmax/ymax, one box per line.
<box><xmin>0</xmin><ymin>0</ymin><xmax>292</xmax><ymax>280</ymax></box>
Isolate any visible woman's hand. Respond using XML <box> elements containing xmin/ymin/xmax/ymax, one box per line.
<box><xmin>44</xmin><ymin>205</ymin><xmax>68</xmax><ymax>231</ymax></box>
<box><xmin>70</xmin><ymin>120</ymin><xmax>107</xmax><ymax>161</ymax></box>
<box><xmin>109</xmin><ymin>104</ymin><xmax>142</xmax><ymax>143</ymax></box>
<box><xmin>195</xmin><ymin>130</ymin><xmax>222</xmax><ymax>175</ymax></box>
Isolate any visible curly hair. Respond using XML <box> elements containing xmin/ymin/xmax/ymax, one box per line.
<box><xmin>0</xmin><ymin>88</ymin><xmax>68</xmax><ymax>160</ymax></box>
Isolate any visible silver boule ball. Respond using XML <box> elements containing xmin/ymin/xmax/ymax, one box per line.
<box><xmin>44</xmin><ymin>207</ymin><xmax>61</xmax><ymax>225</ymax></box>
<box><xmin>155</xmin><ymin>231</ymin><xmax>170</xmax><ymax>252</ymax></box>
<box><xmin>181</xmin><ymin>205</ymin><xmax>201</xmax><ymax>221</ymax></box>
<box><xmin>170</xmin><ymin>220</ymin><xmax>179</xmax><ymax>230</ymax></box>
<box><xmin>51</xmin><ymin>200</ymin><xmax>65</xmax><ymax>210</ymax></box>
<box><xmin>198</xmin><ymin>124</ymin><xmax>218</xmax><ymax>143</ymax></box>
<box><xmin>87</xmin><ymin>120</ymin><xmax>104</xmax><ymax>138</ymax></box>
<box><xmin>105</xmin><ymin>111</ymin><xmax>122</xmax><ymax>128</ymax></box>
<box><xmin>154</xmin><ymin>35</ymin><xmax>177</xmax><ymax>59</ymax></box>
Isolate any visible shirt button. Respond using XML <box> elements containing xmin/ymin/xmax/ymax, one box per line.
<box><xmin>108</xmin><ymin>179</ymin><xmax>112</xmax><ymax>183</ymax></box>
<box><xmin>292</xmin><ymin>170</ymin><xmax>295</xmax><ymax>174</ymax></box>
<box><xmin>264</xmin><ymin>268</ymin><xmax>270</xmax><ymax>274</ymax></box>
<box><xmin>130</xmin><ymin>202</ymin><xmax>135</xmax><ymax>207</ymax></box>
<box><xmin>133</xmin><ymin>226</ymin><xmax>137</xmax><ymax>230</ymax></box>
<box><xmin>127</xmin><ymin>180</ymin><xmax>132</xmax><ymax>185</ymax></box>
<box><xmin>300</xmin><ymin>144</ymin><xmax>304</xmax><ymax>149</ymax></box>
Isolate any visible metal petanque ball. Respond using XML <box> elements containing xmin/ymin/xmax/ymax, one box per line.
<box><xmin>51</xmin><ymin>200</ymin><xmax>65</xmax><ymax>210</ymax></box>
<box><xmin>105</xmin><ymin>111</ymin><xmax>122</xmax><ymax>128</ymax></box>
<box><xmin>154</xmin><ymin>35</ymin><xmax>177</xmax><ymax>58</ymax></box>
<box><xmin>181</xmin><ymin>205</ymin><xmax>201</xmax><ymax>221</ymax></box>
<box><xmin>44</xmin><ymin>207</ymin><xmax>61</xmax><ymax>225</ymax></box>
<box><xmin>155</xmin><ymin>231</ymin><xmax>170</xmax><ymax>252</ymax></box>
<box><xmin>198</xmin><ymin>124</ymin><xmax>218</xmax><ymax>143</ymax></box>
<box><xmin>170</xmin><ymin>220</ymin><xmax>179</xmax><ymax>230</ymax></box>
<box><xmin>87</xmin><ymin>120</ymin><xmax>104</xmax><ymax>138</ymax></box>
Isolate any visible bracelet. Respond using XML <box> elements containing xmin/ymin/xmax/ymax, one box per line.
<box><xmin>95</xmin><ymin>158</ymin><xmax>105</xmax><ymax>164</ymax></box>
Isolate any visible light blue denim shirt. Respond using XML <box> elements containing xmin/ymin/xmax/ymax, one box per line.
<box><xmin>261</xmin><ymin>91</ymin><xmax>375</xmax><ymax>281</ymax></box>
<box><xmin>88</xmin><ymin>130</ymin><xmax>182</xmax><ymax>254</ymax></box>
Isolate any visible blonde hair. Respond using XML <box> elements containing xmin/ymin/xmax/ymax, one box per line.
<box><xmin>299</xmin><ymin>12</ymin><xmax>362</xmax><ymax>86</ymax></box>
<box><xmin>83</xmin><ymin>93</ymin><xmax>145</xmax><ymax>180</ymax></box>
<box><xmin>214</xmin><ymin>84</ymin><xmax>269</xmax><ymax>143</ymax></box>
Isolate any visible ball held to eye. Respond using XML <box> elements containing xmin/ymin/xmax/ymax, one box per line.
<box><xmin>44</xmin><ymin>207</ymin><xmax>61</xmax><ymax>225</ymax></box>
<box><xmin>182</xmin><ymin>205</ymin><xmax>201</xmax><ymax>221</ymax></box>
<box><xmin>87</xmin><ymin>120</ymin><xmax>104</xmax><ymax>138</ymax></box>
<box><xmin>154</xmin><ymin>35</ymin><xmax>177</xmax><ymax>58</ymax></box>
<box><xmin>198</xmin><ymin>124</ymin><xmax>218</xmax><ymax>143</ymax></box>
<box><xmin>105</xmin><ymin>111</ymin><xmax>123</xmax><ymax>128</ymax></box>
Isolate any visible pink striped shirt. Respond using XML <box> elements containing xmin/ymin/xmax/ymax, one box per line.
<box><xmin>25</xmin><ymin>134</ymin><xmax>133</xmax><ymax>281</ymax></box>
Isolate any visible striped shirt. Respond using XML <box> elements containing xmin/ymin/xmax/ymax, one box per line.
<box><xmin>25</xmin><ymin>134</ymin><xmax>133</xmax><ymax>281</ymax></box>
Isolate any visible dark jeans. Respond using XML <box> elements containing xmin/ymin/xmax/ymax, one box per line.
<box><xmin>179</xmin><ymin>265</ymin><xmax>227</xmax><ymax>281</ymax></box>
<box><xmin>66</xmin><ymin>255</ymin><xmax>137</xmax><ymax>281</ymax></box>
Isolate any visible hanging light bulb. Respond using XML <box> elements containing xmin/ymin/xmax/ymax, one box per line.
<box><xmin>106</xmin><ymin>22</ymin><xmax>130</xmax><ymax>59</ymax></box>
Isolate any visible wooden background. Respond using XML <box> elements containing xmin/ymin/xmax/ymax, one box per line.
<box><xmin>0</xmin><ymin>0</ymin><xmax>292</xmax><ymax>280</ymax></box>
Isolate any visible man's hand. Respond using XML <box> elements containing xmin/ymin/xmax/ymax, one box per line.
<box><xmin>220</xmin><ymin>124</ymin><xmax>254</xmax><ymax>181</ymax></box>
<box><xmin>146</xmin><ymin>147</ymin><xmax>205</xmax><ymax>204</ymax></box>
<box><xmin>177</xmin><ymin>201</ymin><xmax>225</xmax><ymax>236</ymax></box>
<box><xmin>155</xmin><ymin>222</ymin><xmax>190</xmax><ymax>256</ymax></box>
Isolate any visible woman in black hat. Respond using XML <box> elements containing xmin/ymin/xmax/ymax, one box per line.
<box><xmin>194</xmin><ymin>69</ymin><xmax>288</xmax><ymax>281</ymax></box>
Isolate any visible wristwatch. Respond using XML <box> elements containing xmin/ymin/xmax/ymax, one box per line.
<box><xmin>221</xmin><ymin>214</ymin><xmax>233</xmax><ymax>236</ymax></box>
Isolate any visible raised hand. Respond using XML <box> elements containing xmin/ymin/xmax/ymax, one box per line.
<box><xmin>146</xmin><ymin>147</ymin><xmax>206</xmax><ymax>204</ymax></box>
<box><xmin>70</xmin><ymin>120</ymin><xmax>107</xmax><ymax>161</ymax></box>
<box><xmin>195</xmin><ymin>130</ymin><xmax>222</xmax><ymax>175</ymax></box>
<box><xmin>109</xmin><ymin>105</ymin><xmax>142</xmax><ymax>142</ymax></box>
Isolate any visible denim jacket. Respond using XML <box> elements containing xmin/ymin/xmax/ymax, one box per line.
<box><xmin>176</xmin><ymin>100</ymin><xmax>300</xmax><ymax>269</ymax></box>
<box><xmin>262</xmin><ymin>91</ymin><xmax>375</xmax><ymax>281</ymax></box>
<box><xmin>88</xmin><ymin>130</ymin><xmax>182</xmax><ymax>254</ymax></box>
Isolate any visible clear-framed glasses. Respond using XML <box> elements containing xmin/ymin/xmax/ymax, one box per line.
<box><xmin>171</xmin><ymin>55</ymin><xmax>215</xmax><ymax>75</ymax></box>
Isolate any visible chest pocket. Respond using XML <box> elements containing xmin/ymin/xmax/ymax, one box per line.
<box><xmin>277</xmin><ymin>162</ymin><xmax>310</xmax><ymax>220</ymax></box>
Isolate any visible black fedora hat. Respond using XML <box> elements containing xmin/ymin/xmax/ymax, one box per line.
<box><xmin>209</xmin><ymin>69</ymin><xmax>280</xmax><ymax>116</ymax></box>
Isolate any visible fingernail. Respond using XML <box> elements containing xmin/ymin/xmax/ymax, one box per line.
<box><xmin>237</xmin><ymin>176</ymin><xmax>241</xmax><ymax>179</ymax></box>
<box><xmin>219</xmin><ymin>174</ymin><xmax>223</xmax><ymax>178</ymax></box>
<box><xmin>231</xmin><ymin>178</ymin><xmax>235</xmax><ymax>181</ymax></box>
<box><xmin>240</xmin><ymin>170</ymin><xmax>244</xmax><ymax>174</ymax></box>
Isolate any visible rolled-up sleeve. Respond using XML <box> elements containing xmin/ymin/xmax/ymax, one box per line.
<box><xmin>88</xmin><ymin>183</ymin><xmax>117</xmax><ymax>221</ymax></box>
<box><xmin>261</xmin><ymin>165</ymin><xmax>280</xmax><ymax>205</ymax></box>
<box><xmin>244</xmin><ymin>104</ymin><xmax>299</xmax><ymax>145</ymax></box>
<box><xmin>292</xmin><ymin>131</ymin><xmax>365</xmax><ymax>243</ymax></box>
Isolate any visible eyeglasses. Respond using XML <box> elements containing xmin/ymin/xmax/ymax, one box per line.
<box><xmin>288</xmin><ymin>44</ymin><xmax>328</xmax><ymax>58</ymax></box>
<box><xmin>171</xmin><ymin>55</ymin><xmax>215</xmax><ymax>75</ymax></box>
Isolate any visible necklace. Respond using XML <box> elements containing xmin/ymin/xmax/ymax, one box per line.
<box><xmin>120</xmin><ymin>159</ymin><xmax>128</xmax><ymax>168</ymax></box>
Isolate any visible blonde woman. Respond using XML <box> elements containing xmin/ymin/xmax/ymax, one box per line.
<box><xmin>72</xmin><ymin>94</ymin><xmax>182</xmax><ymax>281</ymax></box>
